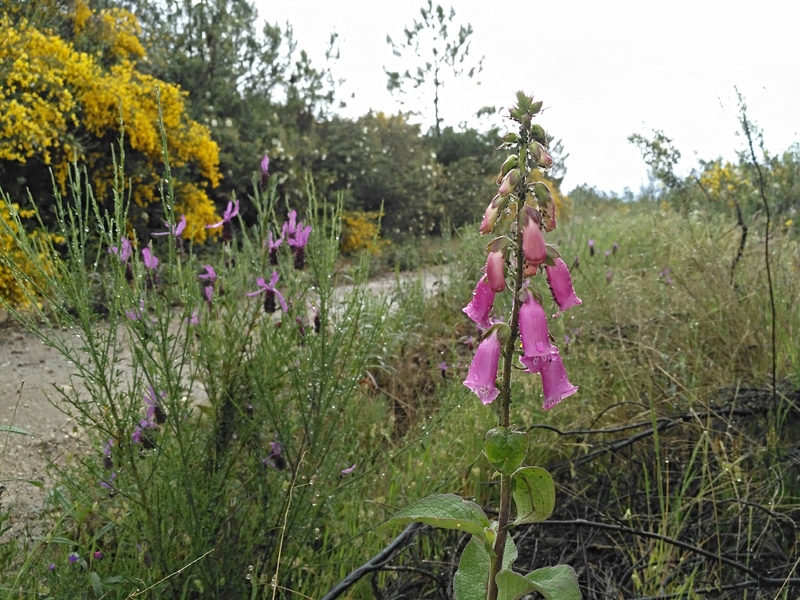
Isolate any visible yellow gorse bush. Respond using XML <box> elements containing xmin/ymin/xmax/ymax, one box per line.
<box><xmin>340</xmin><ymin>211</ymin><xmax>389</xmax><ymax>255</ymax></box>
<box><xmin>0</xmin><ymin>8</ymin><xmax>221</xmax><ymax>243</ymax></box>
<box><xmin>0</xmin><ymin>199</ymin><xmax>55</xmax><ymax>308</ymax></box>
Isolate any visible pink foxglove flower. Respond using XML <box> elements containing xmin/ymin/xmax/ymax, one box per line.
<box><xmin>518</xmin><ymin>293</ymin><xmax>557</xmax><ymax>374</ymax></box>
<box><xmin>486</xmin><ymin>250</ymin><xmax>506</xmax><ymax>292</ymax></box>
<box><xmin>497</xmin><ymin>169</ymin><xmax>519</xmax><ymax>196</ymax></box>
<box><xmin>540</xmin><ymin>352</ymin><xmax>578</xmax><ymax>410</ymax></box>
<box><xmin>480</xmin><ymin>195</ymin><xmax>502</xmax><ymax>235</ymax></box>
<box><xmin>545</xmin><ymin>257</ymin><xmax>582</xmax><ymax>317</ymax></box>
<box><xmin>463</xmin><ymin>328</ymin><xmax>502</xmax><ymax>405</ymax></box>
<box><xmin>463</xmin><ymin>277</ymin><xmax>495</xmax><ymax>329</ymax></box>
<box><xmin>521</xmin><ymin>206</ymin><xmax>546</xmax><ymax>266</ymax></box>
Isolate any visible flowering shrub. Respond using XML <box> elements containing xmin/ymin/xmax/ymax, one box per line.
<box><xmin>0</xmin><ymin>8</ymin><xmax>221</xmax><ymax>242</ymax></box>
<box><xmin>0</xmin><ymin>198</ymin><xmax>55</xmax><ymax>307</ymax></box>
<box><xmin>340</xmin><ymin>210</ymin><xmax>389</xmax><ymax>254</ymax></box>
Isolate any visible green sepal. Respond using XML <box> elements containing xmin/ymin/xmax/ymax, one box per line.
<box><xmin>387</xmin><ymin>494</ymin><xmax>490</xmax><ymax>543</ymax></box>
<box><xmin>485</xmin><ymin>427</ymin><xmax>528</xmax><ymax>475</ymax></box>
<box><xmin>512</xmin><ymin>466</ymin><xmax>555</xmax><ymax>524</ymax></box>
<box><xmin>530</xmin><ymin>124</ymin><xmax>548</xmax><ymax>147</ymax></box>
<box><xmin>545</xmin><ymin>245</ymin><xmax>561</xmax><ymax>260</ymax></box>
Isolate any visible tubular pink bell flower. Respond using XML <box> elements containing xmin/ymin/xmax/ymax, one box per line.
<box><xmin>497</xmin><ymin>169</ymin><xmax>520</xmax><ymax>197</ymax></box>
<box><xmin>545</xmin><ymin>257</ymin><xmax>582</xmax><ymax>317</ymax></box>
<box><xmin>521</xmin><ymin>206</ymin><xmax>546</xmax><ymax>266</ymax></box>
<box><xmin>518</xmin><ymin>293</ymin><xmax>557</xmax><ymax>373</ymax></box>
<box><xmin>486</xmin><ymin>250</ymin><xmax>506</xmax><ymax>292</ymax></box>
<box><xmin>463</xmin><ymin>277</ymin><xmax>495</xmax><ymax>329</ymax></box>
<box><xmin>540</xmin><ymin>352</ymin><xmax>578</xmax><ymax>410</ymax></box>
<box><xmin>463</xmin><ymin>327</ymin><xmax>503</xmax><ymax>405</ymax></box>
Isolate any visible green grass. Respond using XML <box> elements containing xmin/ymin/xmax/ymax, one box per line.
<box><xmin>2</xmin><ymin>167</ymin><xmax>799</xmax><ymax>598</ymax></box>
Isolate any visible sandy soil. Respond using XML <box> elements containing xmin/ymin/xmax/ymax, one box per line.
<box><xmin>0</xmin><ymin>312</ymin><xmax>90</xmax><ymax>540</ymax></box>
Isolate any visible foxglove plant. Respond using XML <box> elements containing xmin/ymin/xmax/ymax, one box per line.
<box><xmin>389</xmin><ymin>92</ymin><xmax>582</xmax><ymax>600</ymax></box>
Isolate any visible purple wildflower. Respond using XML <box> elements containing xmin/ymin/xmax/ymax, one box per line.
<box><xmin>68</xmin><ymin>553</ymin><xmax>79</xmax><ymax>564</ymax></box>
<box><xmin>246</xmin><ymin>272</ymin><xmax>288</xmax><ymax>313</ymax></box>
<box><xmin>47</xmin><ymin>564</ymin><xmax>56</xmax><ymax>571</ymax></box>
<box><xmin>198</xmin><ymin>264</ymin><xmax>217</xmax><ymax>282</ymax></box>
<box><xmin>93</xmin><ymin>551</ymin><xmax>103</xmax><ymax>560</ymax></box>
<box><xmin>152</xmin><ymin>214</ymin><xmax>186</xmax><ymax>238</ymax></box>
<box><xmin>340</xmin><ymin>464</ymin><xmax>356</xmax><ymax>475</ymax></box>
<box><xmin>99</xmin><ymin>472</ymin><xmax>116</xmax><ymax>490</ymax></box>
<box><xmin>260</xmin><ymin>154</ymin><xmax>270</xmax><ymax>188</ymax></box>
<box><xmin>108</xmin><ymin>238</ymin><xmax>132</xmax><ymax>263</ymax></box>
<box><xmin>463</xmin><ymin>327</ymin><xmax>503</xmax><ymax>405</ymax></box>
<box><xmin>264</xmin><ymin>231</ymin><xmax>283</xmax><ymax>265</ymax></box>
<box><xmin>206</xmin><ymin>199</ymin><xmax>240</xmax><ymax>242</ymax></box>
<box><xmin>282</xmin><ymin>210</ymin><xmax>312</xmax><ymax>269</ymax></box>
<box><xmin>540</xmin><ymin>352</ymin><xmax>578</xmax><ymax>410</ymax></box>
<box><xmin>463</xmin><ymin>277</ymin><xmax>495</xmax><ymax>329</ymax></box>
<box><xmin>545</xmin><ymin>257</ymin><xmax>582</xmax><ymax>317</ymax></box>
<box><xmin>588</xmin><ymin>239</ymin><xmax>595</xmax><ymax>256</ymax></box>
<box><xmin>142</xmin><ymin>247</ymin><xmax>158</xmax><ymax>270</ymax></box>
<box><xmin>125</xmin><ymin>299</ymin><xmax>145</xmax><ymax>321</ymax></box>
<box><xmin>438</xmin><ymin>361</ymin><xmax>448</xmax><ymax>379</ymax></box>
<box><xmin>144</xmin><ymin>386</ymin><xmax>166</xmax><ymax>424</ymax></box>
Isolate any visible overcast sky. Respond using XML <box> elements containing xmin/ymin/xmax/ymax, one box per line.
<box><xmin>256</xmin><ymin>0</ymin><xmax>800</xmax><ymax>194</ymax></box>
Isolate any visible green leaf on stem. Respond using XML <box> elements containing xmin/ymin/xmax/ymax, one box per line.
<box><xmin>511</xmin><ymin>466</ymin><xmax>555</xmax><ymax>524</ymax></box>
<box><xmin>496</xmin><ymin>569</ymin><xmax>535</xmax><ymax>600</ymax></box>
<box><xmin>453</xmin><ymin>537</ymin><xmax>489</xmax><ymax>600</ymax></box>
<box><xmin>526</xmin><ymin>565</ymin><xmax>582</xmax><ymax>599</ymax></box>
<box><xmin>485</xmin><ymin>427</ymin><xmax>528</xmax><ymax>475</ymax></box>
<box><xmin>387</xmin><ymin>494</ymin><xmax>490</xmax><ymax>541</ymax></box>
<box><xmin>453</xmin><ymin>533</ymin><xmax>519</xmax><ymax>600</ymax></box>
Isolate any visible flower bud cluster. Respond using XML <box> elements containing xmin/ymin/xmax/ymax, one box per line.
<box><xmin>463</xmin><ymin>92</ymin><xmax>581</xmax><ymax>410</ymax></box>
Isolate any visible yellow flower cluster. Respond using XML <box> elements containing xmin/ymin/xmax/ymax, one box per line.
<box><xmin>0</xmin><ymin>200</ymin><xmax>53</xmax><ymax>307</ymax></box>
<box><xmin>340</xmin><ymin>211</ymin><xmax>389</xmax><ymax>255</ymax></box>
<box><xmin>0</xmin><ymin>12</ymin><xmax>221</xmax><ymax>243</ymax></box>
<box><xmin>698</xmin><ymin>161</ymin><xmax>752</xmax><ymax>207</ymax></box>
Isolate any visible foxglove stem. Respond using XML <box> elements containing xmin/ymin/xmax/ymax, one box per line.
<box><xmin>488</xmin><ymin>155</ymin><xmax>528</xmax><ymax>600</ymax></box>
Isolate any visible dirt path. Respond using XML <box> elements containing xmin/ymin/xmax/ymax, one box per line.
<box><xmin>0</xmin><ymin>314</ymin><xmax>89</xmax><ymax>539</ymax></box>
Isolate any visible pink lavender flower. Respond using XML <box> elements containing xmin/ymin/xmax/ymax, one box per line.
<box><xmin>207</xmin><ymin>199</ymin><xmax>240</xmax><ymax>242</ymax></box>
<box><xmin>463</xmin><ymin>277</ymin><xmax>495</xmax><ymax>329</ymax></box>
<box><xmin>125</xmin><ymin>299</ymin><xmax>145</xmax><ymax>321</ymax></box>
<box><xmin>99</xmin><ymin>472</ymin><xmax>116</xmax><ymax>490</ymax></box>
<box><xmin>262</xmin><ymin>440</ymin><xmax>286</xmax><ymax>470</ymax></box>
<box><xmin>588</xmin><ymin>239</ymin><xmax>595</xmax><ymax>257</ymax></box>
<box><xmin>247</xmin><ymin>272</ymin><xmax>288</xmax><ymax>313</ymax></box>
<box><xmin>198</xmin><ymin>265</ymin><xmax>217</xmax><ymax>282</ymax></box>
<box><xmin>142</xmin><ymin>247</ymin><xmax>159</xmax><ymax>271</ymax></box>
<box><xmin>260</xmin><ymin>154</ymin><xmax>270</xmax><ymax>188</ymax></box>
<box><xmin>283</xmin><ymin>210</ymin><xmax>312</xmax><ymax>269</ymax></box>
<box><xmin>540</xmin><ymin>352</ymin><xmax>578</xmax><ymax>410</ymax></box>
<box><xmin>463</xmin><ymin>327</ymin><xmax>503</xmax><ymax>405</ymax></box>
<box><xmin>152</xmin><ymin>214</ymin><xmax>186</xmax><ymax>238</ymax></box>
<box><xmin>341</xmin><ymin>464</ymin><xmax>356</xmax><ymax>475</ymax></box>
<box><xmin>144</xmin><ymin>386</ymin><xmax>166</xmax><ymax>424</ymax></box>
<box><xmin>93</xmin><ymin>551</ymin><xmax>103</xmax><ymax>560</ymax></box>
<box><xmin>265</xmin><ymin>231</ymin><xmax>283</xmax><ymax>265</ymax></box>
<box><xmin>438</xmin><ymin>361</ymin><xmax>448</xmax><ymax>378</ymax></box>
<box><xmin>204</xmin><ymin>285</ymin><xmax>214</xmax><ymax>308</ymax></box>
<box><xmin>545</xmin><ymin>257</ymin><xmax>582</xmax><ymax>317</ymax></box>
<box><xmin>132</xmin><ymin>419</ymin><xmax>157</xmax><ymax>447</ymax></box>
<box><xmin>184</xmin><ymin>311</ymin><xmax>200</xmax><ymax>325</ymax></box>
<box><xmin>47</xmin><ymin>563</ymin><xmax>56</xmax><ymax>571</ymax></box>
<box><xmin>206</xmin><ymin>200</ymin><xmax>239</xmax><ymax>230</ymax></box>
<box><xmin>108</xmin><ymin>238</ymin><xmax>132</xmax><ymax>262</ymax></box>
